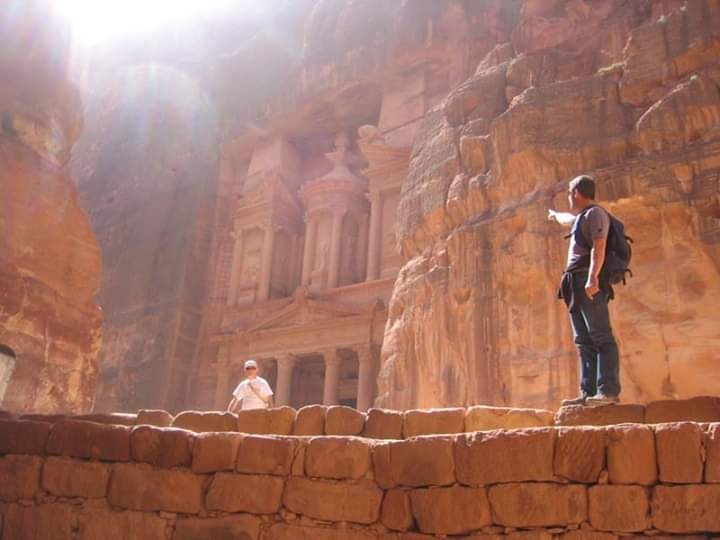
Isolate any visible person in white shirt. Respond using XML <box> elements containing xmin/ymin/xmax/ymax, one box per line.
<box><xmin>227</xmin><ymin>359</ymin><xmax>274</xmax><ymax>412</ymax></box>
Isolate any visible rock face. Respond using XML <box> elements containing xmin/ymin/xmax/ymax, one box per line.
<box><xmin>378</xmin><ymin>0</ymin><xmax>720</xmax><ymax>409</ymax></box>
<box><xmin>0</xmin><ymin>1</ymin><xmax>101</xmax><ymax>412</ymax></box>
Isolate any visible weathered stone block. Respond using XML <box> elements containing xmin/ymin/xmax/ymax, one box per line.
<box><xmin>403</xmin><ymin>408</ymin><xmax>465</xmax><ymax>437</ymax></box>
<box><xmin>555</xmin><ymin>405</ymin><xmax>645</xmax><ymax>427</ymax></box>
<box><xmin>652</xmin><ymin>485</ymin><xmax>720</xmax><ymax>533</ymax></box>
<box><xmin>172</xmin><ymin>411</ymin><xmax>237</xmax><ymax>432</ymax></box>
<box><xmin>646</xmin><ymin>396</ymin><xmax>720</xmax><ymax>424</ymax></box>
<box><xmin>363</xmin><ymin>408</ymin><xmax>403</xmax><ymax>440</ymax></box>
<box><xmin>75</xmin><ymin>413</ymin><xmax>137</xmax><ymax>426</ymax></box>
<box><xmin>305</xmin><ymin>436</ymin><xmax>371</xmax><ymax>479</ymax></box>
<box><xmin>410</xmin><ymin>485</ymin><xmax>491</xmax><ymax>534</ymax></box>
<box><xmin>373</xmin><ymin>437</ymin><xmax>455</xmax><ymax>488</ymax></box>
<box><xmin>456</xmin><ymin>428</ymin><xmax>555</xmax><ymax>485</ymax></box>
<box><xmin>283</xmin><ymin>477</ymin><xmax>382</xmax><ymax>524</ymax></box>
<box><xmin>46</xmin><ymin>420</ymin><xmax>131</xmax><ymax>462</ymax></box>
<box><xmin>236</xmin><ymin>435</ymin><xmax>296</xmax><ymax>476</ymax></box>
<box><xmin>293</xmin><ymin>405</ymin><xmax>326</xmax><ymax>436</ymax></box>
<box><xmin>489</xmin><ymin>483</ymin><xmax>587</xmax><ymax>527</ymax></box>
<box><xmin>265</xmin><ymin>523</ymin><xmax>379</xmax><ymax>540</ymax></box>
<box><xmin>191</xmin><ymin>432</ymin><xmax>242</xmax><ymax>474</ymax></box>
<box><xmin>77</xmin><ymin>508</ymin><xmax>166</xmax><ymax>540</ymax></box>
<box><xmin>42</xmin><ymin>457</ymin><xmax>109</xmax><ymax>498</ymax></box>
<box><xmin>588</xmin><ymin>485</ymin><xmax>650</xmax><ymax>532</ymax></box>
<box><xmin>0</xmin><ymin>420</ymin><xmax>51</xmax><ymax>455</ymax></box>
<box><xmin>0</xmin><ymin>455</ymin><xmax>42</xmax><ymax>501</ymax></box>
<box><xmin>237</xmin><ymin>407</ymin><xmax>295</xmax><ymax>435</ymax></box>
<box><xmin>1</xmin><ymin>503</ymin><xmax>77</xmax><ymax>540</ymax></box>
<box><xmin>607</xmin><ymin>424</ymin><xmax>656</xmax><ymax>485</ymax></box>
<box><xmin>206</xmin><ymin>473</ymin><xmax>284</xmax><ymax>514</ymax></box>
<box><xmin>108</xmin><ymin>463</ymin><xmax>204</xmax><ymax>514</ymax></box>
<box><xmin>554</xmin><ymin>427</ymin><xmax>607</xmax><ymax>483</ymax></box>
<box><xmin>654</xmin><ymin>422</ymin><xmax>703</xmax><ymax>483</ymax></box>
<box><xmin>325</xmin><ymin>406</ymin><xmax>365</xmax><ymax>436</ymax></box>
<box><xmin>130</xmin><ymin>425</ymin><xmax>193</xmax><ymax>468</ymax></box>
<box><xmin>173</xmin><ymin>515</ymin><xmax>261</xmax><ymax>540</ymax></box>
<box><xmin>19</xmin><ymin>414</ymin><xmax>67</xmax><ymax>424</ymax></box>
<box><xmin>381</xmin><ymin>488</ymin><xmax>413</xmax><ymax>531</ymax></box>
<box><xmin>705</xmin><ymin>423</ymin><xmax>720</xmax><ymax>482</ymax></box>
<box><xmin>136</xmin><ymin>409</ymin><xmax>173</xmax><ymax>427</ymax></box>
<box><xmin>464</xmin><ymin>405</ymin><xmax>554</xmax><ymax>432</ymax></box>
<box><xmin>560</xmin><ymin>531</ymin><xmax>618</xmax><ymax>540</ymax></box>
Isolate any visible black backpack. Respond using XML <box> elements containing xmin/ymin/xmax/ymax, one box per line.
<box><xmin>573</xmin><ymin>206</ymin><xmax>633</xmax><ymax>285</ymax></box>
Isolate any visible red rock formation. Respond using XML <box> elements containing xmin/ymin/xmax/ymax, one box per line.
<box><xmin>0</xmin><ymin>1</ymin><xmax>101</xmax><ymax>412</ymax></box>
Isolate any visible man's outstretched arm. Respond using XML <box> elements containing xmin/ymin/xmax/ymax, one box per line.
<box><xmin>548</xmin><ymin>209</ymin><xmax>575</xmax><ymax>226</ymax></box>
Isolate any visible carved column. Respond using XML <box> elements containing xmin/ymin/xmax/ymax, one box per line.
<box><xmin>301</xmin><ymin>219</ymin><xmax>318</xmax><ymax>286</ymax></box>
<box><xmin>366</xmin><ymin>192</ymin><xmax>382</xmax><ymax>281</ymax></box>
<box><xmin>275</xmin><ymin>354</ymin><xmax>297</xmax><ymax>407</ymax></box>
<box><xmin>357</xmin><ymin>213</ymin><xmax>369</xmax><ymax>282</ymax></box>
<box><xmin>226</xmin><ymin>230</ymin><xmax>243</xmax><ymax>306</ymax></box>
<box><xmin>258</xmin><ymin>226</ymin><xmax>276</xmax><ymax>302</ymax></box>
<box><xmin>214</xmin><ymin>345</ymin><xmax>234</xmax><ymax>410</ymax></box>
<box><xmin>327</xmin><ymin>211</ymin><xmax>344</xmax><ymax>288</ymax></box>
<box><xmin>322</xmin><ymin>349</ymin><xmax>340</xmax><ymax>406</ymax></box>
<box><xmin>356</xmin><ymin>346</ymin><xmax>375</xmax><ymax>411</ymax></box>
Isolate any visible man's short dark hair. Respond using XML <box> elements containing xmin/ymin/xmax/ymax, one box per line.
<box><xmin>569</xmin><ymin>175</ymin><xmax>596</xmax><ymax>199</ymax></box>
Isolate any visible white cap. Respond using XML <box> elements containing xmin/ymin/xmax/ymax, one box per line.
<box><xmin>244</xmin><ymin>359</ymin><xmax>258</xmax><ymax>369</ymax></box>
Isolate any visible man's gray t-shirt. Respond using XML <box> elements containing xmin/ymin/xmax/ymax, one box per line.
<box><xmin>566</xmin><ymin>206</ymin><xmax>610</xmax><ymax>270</ymax></box>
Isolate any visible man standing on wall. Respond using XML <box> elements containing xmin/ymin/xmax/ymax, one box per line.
<box><xmin>548</xmin><ymin>175</ymin><xmax>621</xmax><ymax>407</ymax></box>
<box><xmin>227</xmin><ymin>359</ymin><xmax>274</xmax><ymax>412</ymax></box>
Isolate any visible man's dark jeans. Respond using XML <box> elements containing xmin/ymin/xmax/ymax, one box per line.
<box><xmin>569</xmin><ymin>273</ymin><xmax>620</xmax><ymax>397</ymax></box>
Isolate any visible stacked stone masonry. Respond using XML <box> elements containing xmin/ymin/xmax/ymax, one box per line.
<box><xmin>3</xmin><ymin>398</ymin><xmax>720</xmax><ymax>538</ymax></box>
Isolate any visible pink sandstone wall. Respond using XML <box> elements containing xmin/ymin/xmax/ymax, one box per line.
<box><xmin>2</xmin><ymin>406</ymin><xmax>720</xmax><ymax>538</ymax></box>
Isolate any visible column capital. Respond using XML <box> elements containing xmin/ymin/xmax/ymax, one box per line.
<box><xmin>355</xmin><ymin>344</ymin><xmax>372</xmax><ymax>363</ymax></box>
<box><xmin>320</xmin><ymin>348</ymin><xmax>340</xmax><ymax>363</ymax></box>
<box><xmin>366</xmin><ymin>191</ymin><xmax>382</xmax><ymax>205</ymax></box>
<box><xmin>276</xmin><ymin>354</ymin><xmax>297</xmax><ymax>368</ymax></box>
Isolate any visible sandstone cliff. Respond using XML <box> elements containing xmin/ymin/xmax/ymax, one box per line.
<box><xmin>378</xmin><ymin>0</ymin><xmax>720</xmax><ymax>409</ymax></box>
<box><xmin>0</xmin><ymin>1</ymin><xmax>101</xmax><ymax>412</ymax></box>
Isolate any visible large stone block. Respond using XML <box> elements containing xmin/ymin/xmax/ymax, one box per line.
<box><xmin>381</xmin><ymin>489</ymin><xmax>413</xmax><ymax>531</ymax></box>
<box><xmin>373</xmin><ymin>437</ymin><xmax>455</xmax><ymax>488</ymax></box>
<box><xmin>0</xmin><ymin>455</ymin><xmax>42</xmax><ymax>501</ymax></box>
<box><xmin>652</xmin><ymin>485</ymin><xmax>720</xmax><ymax>533</ymax></box>
<box><xmin>489</xmin><ymin>483</ymin><xmax>587</xmax><ymax>527</ymax></box>
<box><xmin>409</xmin><ymin>486</ymin><xmax>491</xmax><ymax>534</ymax></box>
<box><xmin>236</xmin><ymin>407</ymin><xmax>295</xmax><ymax>435</ymax></box>
<box><xmin>588</xmin><ymin>485</ymin><xmax>650</xmax><ymax>532</ymax></box>
<box><xmin>607</xmin><ymin>424</ymin><xmax>656</xmax><ymax>485</ymax></box>
<box><xmin>465</xmin><ymin>405</ymin><xmax>554</xmax><ymax>432</ymax></box>
<box><xmin>1</xmin><ymin>503</ymin><xmax>77</xmax><ymax>540</ymax></box>
<box><xmin>560</xmin><ymin>532</ymin><xmax>618</xmax><ymax>540</ymax></box>
<box><xmin>283</xmin><ymin>477</ymin><xmax>382</xmax><ymax>524</ymax></box>
<box><xmin>75</xmin><ymin>413</ymin><xmax>137</xmax><ymax>426</ymax></box>
<box><xmin>654</xmin><ymin>422</ymin><xmax>703</xmax><ymax>483</ymax></box>
<box><xmin>554</xmin><ymin>427</ymin><xmax>607</xmax><ymax>483</ymax></box>
<box><xmin>130</xmin><ymin>425</ymin><xmax>194</xmax><ymax>468</ymax></box>
<box><xmin>236</xmin><ymin>435</ymin><xmax>296</xmax><ymax>476</ymax></box>
<box><xmin>46</xmin><ymin>420</ymin><xmax>131</xmax><ymax>462</ymax></box>
<box><xmin>265</xmin><ymin>523</ymin><xmax>379</xmax><ymax>540</ymax></box>
<box><xmin>363</xmin><ymin>409</ymin><xmax>403</xmax><ymax>440</ymax></box>
<box><xmin>646</xmin><ymin>396</ymin><xmax>720</xmax><ymax>424</ymax></box>
<box><xmin>191</xmin><ymin>432</ymin><xmax>242</xmax><ymax>474</ymax></box>
<box><xmin>108</xmin><ymin>463</ymin><xmax>204</xmax><ymax>514</ymax></box>
<box><xmin>325</xmin><ymin>406</ymin><xmax>365</xmax><ymax>436</ymax></box>
<box><xmin>293</xmin><ymin>405</ymin><xmax>326</xmax><ymax>436</ymax></box>
<box><xmin>705</xmin><ymin>423</ymin><xmax>720</xmax><ymax>482</ymax></box>
<box><xmin>77</xmin><ymin>508</ymin><xmax>166</xmax><ymax>540</ymax></box>
<box><xmin>456</xmin><ymin>428</ymin><xmax>555</xmax><ymax>485</ymax></box>
<box><xmin>173</xmin><ymin>515</ymin><xmax>260</xmax><ymax>540</ymax></box>
<box><xmin>403</xmin><ymin>408</ymin><xmax>465</xmax><ymax>437</ymax></box>
<box><xmin>172</xmin><ymin>411</ymin><xmax>237</xmax><ymax>432</ymax></box>
<box><xmin>0</xmin><ymin>420</ymin><xmax>51</xmax><ymax>455</ymax></box>
<box><xmin>305</xmin><ymin>437</ymin><xmax>372</xmax><ymax>479</ymax></box>
<box><xmin>136</xmin><ymin>409</ymin><xmax>173</xmax><ymax>427</ymax></box>
<box><xmin>555</xmin><ymin>405</ymin><xmax>645</xmax><ymax>427</ymax></box>
<box><xmin>206</xmin><ymin>473</ymin><xmax>284</xmax><ymax>514</ymax></box>
<box><xmin>42</xmin><ymin>457</ymin><xmax>109</xmax><ymax>498</ymax></box>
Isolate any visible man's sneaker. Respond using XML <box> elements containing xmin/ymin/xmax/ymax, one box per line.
<box><xmin>561</xmin><ymin>394</ymin><xmax>589</xmax><ymax>406</ymax></box>
<box><xmin>586</xmin><ymin>393</ymin><xmax>620</xmax><ymax>407</ymax></box>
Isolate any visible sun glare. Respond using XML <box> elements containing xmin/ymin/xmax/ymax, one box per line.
<box><xmin>55</xmin><ymin>0</ymin><xmax>239</xmax><ymax>45</ymax></box>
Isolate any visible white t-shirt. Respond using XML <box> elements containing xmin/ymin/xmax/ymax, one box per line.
<box><xmin>232</xmin><ymin>377</ymin><xmax>273</xmax><ymax>410</ymax></box>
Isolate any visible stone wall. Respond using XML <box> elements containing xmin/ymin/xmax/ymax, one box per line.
<box><xmin>2</xmin><ymin>408</ymin><xmax>720</xmax><ymax>539</ymax></box>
